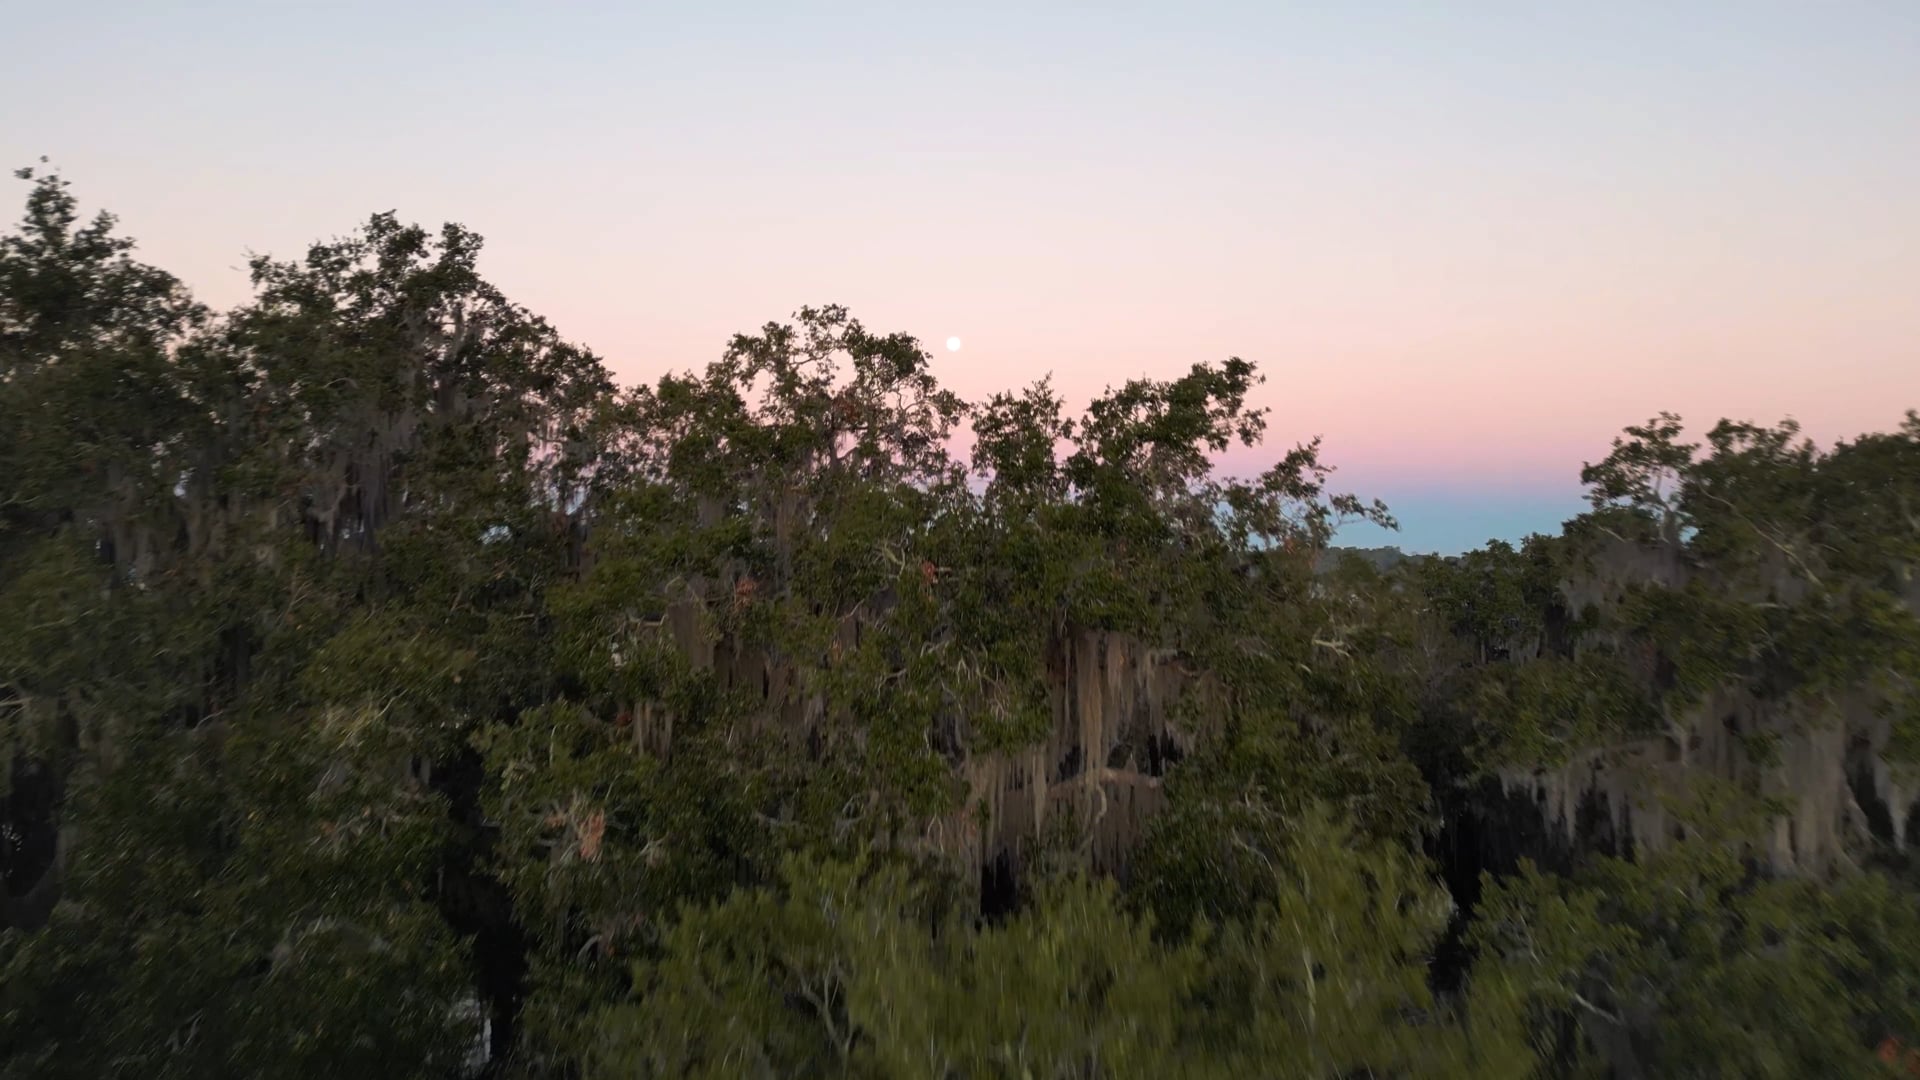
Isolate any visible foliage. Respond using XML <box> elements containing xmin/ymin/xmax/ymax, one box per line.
<box><xmin>591</xmin><ymin>804</ymin><xmax>1530</xmax><ymax>1080</ymax></box>
<box><xmin>0</xmin><ymin>711</ymin><xmax>472</xmax><ymax>1079</ymax></box>
<box><xmin>2</xmin><ymin>169</ymin><xmax>1917</xmax><ymax>1078</ymax></box>
<box><xmin>1476</xmin><ymin>782</ymin><xmax>1920</xmax><ymax>1077</ymax></box>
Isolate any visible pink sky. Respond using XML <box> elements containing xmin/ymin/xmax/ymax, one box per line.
<box><xmin>5</xmin><ymin>4</ymin><xmax>1915</xmax><ymax>549</ymax></box>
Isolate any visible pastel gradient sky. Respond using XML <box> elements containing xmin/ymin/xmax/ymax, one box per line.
<box><xmin>7</xmin><ymin>2</ymin><xmax>1917</xmax><ymax>552</ymax></box>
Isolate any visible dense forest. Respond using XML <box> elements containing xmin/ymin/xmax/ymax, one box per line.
<box><xmin>2</xmin><ymin>166</ymin><xmax>1918</xmax><ymax>1079</ymax></box>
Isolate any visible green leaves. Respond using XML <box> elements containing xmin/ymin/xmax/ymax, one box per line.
<box><xmin>1197</xmin><ymin>802</ymin><xmax>1530</xmax><ymax>1079</ymax></box>
<box><xmin>1475</xmin><ymin>783</ymin><xmax>1920</xmax><ymax>1077</ymax></box>
<box><xmin>300</xmin><ymin>611</ymin><xmax>477</xmax><ymax>757</ymax></box>
<box><xmin>1463</xmin><ymin>651</ymin><xmax>1658</xmax><ymax>769</ymax></box>
<box><xmin>594</xmin><ymin>809</ymin><xmax>1523</xmax><ymax>1080</ymax></box>
<box><xmin>1579</xmin><ymin>411</ymin><xmax>1696</xmax><ymax>535</ymax></box>
<box><xmin>0</xmin><ymin>707</ymin><xmax>473</xmax><ymax>1079</ymax></box>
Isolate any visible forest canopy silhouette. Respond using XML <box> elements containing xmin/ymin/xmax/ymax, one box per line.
<box><xmin>3</xmin><ymin>167</ymin><xmax>1919</xmax><ymax>1078</ymax></box>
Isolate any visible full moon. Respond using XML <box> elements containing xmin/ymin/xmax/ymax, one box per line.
<box><xmin>945</xmin><ymin>336</ymin><xmax>962</xmax><ymax>352</ymax></box>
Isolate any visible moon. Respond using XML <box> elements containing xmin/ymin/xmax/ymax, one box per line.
<box><xmin>945</xmin><ymin>336</ymin><xmax>962</xmax><ymax>352</ymax></box>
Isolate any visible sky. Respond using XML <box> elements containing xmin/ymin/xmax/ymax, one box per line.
<box><xmin>5</xmin><ymin>2</ymin><xmax>1917</xmax><ymax>553</ymax></box>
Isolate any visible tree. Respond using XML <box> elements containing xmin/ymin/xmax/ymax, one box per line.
<box><xmin>5</xmin><ymin>167</ymin><xmax>1918</xmax><ymax>1080</ymax></box>
<box><xmin>1474</xmin><ymin>781</ymin><xmax>1920</xmax><ymax>1077</ymax></box>
<box><xmin>590</xmin><ymin>803</ymin><xmax>1530</xmax><ymax>1079</ymax></box>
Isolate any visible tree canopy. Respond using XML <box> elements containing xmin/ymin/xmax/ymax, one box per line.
<box><xmin>3</xmin><ymin>168</ymin><xmax>1917</xmax><ymax>1078</ymax></box>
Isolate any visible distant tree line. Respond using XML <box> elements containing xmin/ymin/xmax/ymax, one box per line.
<box><xmin>1317</xmin><ymin>545</ymin><xmax>1410</xmax><ymax>574</ymax></box>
